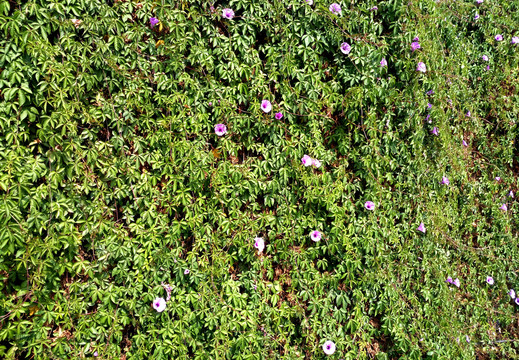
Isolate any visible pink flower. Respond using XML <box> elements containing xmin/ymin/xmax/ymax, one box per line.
<box><xmin>275</xmin><ymin>112</ymin><xmax>283</xmax><ymax>120</ymax></box>
<box><xmin>417</xmin><ymin>222</ymin><xmax>426</xmax><ymax>233</ymax></box>
<box><xmin>411</xmin><ymin>42</ymin><xmax>421</xmax><ymax>52</ymax></box>
<box><xmin>340</xmin><ymin>42</ymin><xmax>351</xmax><ymax>54</ymax></box>
<box><xmin>365</xmin><ymin>201</ymin><xmax>375</xmax><ymax>211</ymax></box>
<box><xmin>482</xmin><ymin>55</ymin><xmax>489</xmax><ymax>61</ymax></box>
<box><xmin>500</xmin><ymin>203</ymin><xmax>508</xmax><ymax>211</ymax></box>
<box><xmin>441</xmin><ymin>176</ymin><xmax>450</xmax><ymax>185</ymax></box>
<box><xmin>222</xmin><ymin>8</ymin><xmax>235</xmax><ymax>19</ymax></box>
<box><xmin>310</xmin><ymin>231</ymin><xmax>322</xmax><ymax>242</ymax></box>
<box><xmin>312</xmin><ymin>159</ymin><xmax>321</xmax><ymax>168</ymax></box>
<box><xmin>454</xmin><ymin>278</ymin><xmax>460</xmax><ymax>288</ymax></box>
<box><xmin>463</xmin><ymin>139</ymin><xmax>468</xmax><ymax>147</ymax></box>
<box><xmin>184</xmin><ymin>269</ymin><xmax>190</xmax><ymax>275</ymax></box>
<box><xmin>416</xmin><ymin>62</ymin><xmax>427</xmax><ymax>73</ymax></box>
<box><xmin>254</xmin><ymin>237</ymin><xmax>265</xmax><ymax>253</ymax></box>
<box><xmin>512</xmin><ymin>37</ymin><xmax>519</xmax><ymax>44</ymax></box>
<box><xmin>509</xmin><ymin>289</ymin><xmax>516</xmax><ymax>299</ymax></box>
<box><xmin>509</xmin><ymin>190</ymin><xmax>514</xmax><ymax>198</ymax></box>
<box><xmin>495</xmin><ymin>34</ymin><xmax>503</xmax><ymax>41</ymax></box>
<box><xmin>380</xmin><ymin>58</ymin><xmax>387</xmax><ymax>67</ymax></box>
<box><xmin>214</xmin><ymin>123</ymin><xmax>227</xmax><ymax>136</ymax></box>
<box><xmin>152</xmin><ymin>297</ymin><xmax>166</xmax><ymax>312</ymax></box>
<box><xmin>329</xmin><ymin>3</ymin><xmax>341</xmax><ymax>15</ymax></box>
<box><xmin>432</xmin><ymin>127</ymin><xmax>439</xmax><ymax>136</ymax></box>
<box><xmin>486</xmin><ymin>276</ymin><xmax>494</xmax><ymax>285</ymax></box>
<box><xmin>322</xmin><ymin>340</ymin><xmax>336</xmax><ymax>355</ymax></box>
<box><xmin>301</xmin><ymin>155</ymin><xmax>313</xmax><ymax>167</ymax></box>
<box><xmin>261</xmin><ymin>100</ymin><xmax>272</xmax><ymax>113</ymax></box>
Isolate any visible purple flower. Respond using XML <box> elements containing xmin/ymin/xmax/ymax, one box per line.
<box><xmin>370</xmin><ymin>6</ymin><xmax>378</xmax><ymax>11</ymax></box>
<box><xmin>365</xmin><ymin>201</ymin><xmax>375</xmax><ymax>211</ymax></box>
<box><xmin>454</xmin><ymin>278</ymin><xmax>460</xmax><ymax>288</ymax></box>
<box><xmin>500</xmin><ymin>203</ymin><xmax>508</xmax><ymax>211</ymax></box>
<box><xmin>254</xmin><ymin>237</ymin><xmax>265</xmax><ymax>253</ymax></box>
<box><xmin>441</xmin><ymin>176</ymin><xmax>449</xmax><ymax>185</ymax></box>
<box><xmin>275</xmin><ymin>112</ymin><xmax>283</xmax><ymax>120</ymax></box>
<box><xmin>152</xmin><ymin>297</ymin><xmax>166</xmax><ymax>312</ymax></box>
<box><xmin>427</xmin><ymin>103</ymin><xmax>432</xmax><ymax>109</ymax></box>
<box><xmin>214</xmin><ymin>123</ymin><xmax>227</xmax><ymax>136</ymax></box>
<box><xmin>208</xmin><ymin>101</ymin><xmax>213</xmax><ymax>106</ymax></box>
<box><xmin>301</xmin><ymin>155</ymin><xmax>313</xmax><ymax>167</ymax></box>
<box><xmin>380</xmin><ymin>58</ymin><xmax>387</xmax><ymax>67</ymax></box>
<box><xmin>413</xmin><ymin>36</ymin><xmax>420</xmax><ymax>42</ymax></box>
<box><xmin>509</xmin><ymin>190</ymin><xmax>514</xmax><ymax>198</ymax></box>
<box><xmin>329</xmin><ymin>3</ymin><xmax>342</xmax><ymax>15</ymax></box>
<box><xmin>425</xmin><ymin>114</ymin><xmax>431</xmax><ymax>123</ymax></box>
<box><xmin>417</xmin><ymin>222</ymin><xmax>426</xmax><ymax>233</ymax></box>
<box><xmin>161</xmin><ymin>282</ymin><xmax>173</xmax><ymax>302</ymax></box>
<box><xmin>94</xmin><ymin>351</ymin><xmax>98</xmax><ymax>357</ymax></box>
<box><xmin>322</xmin><ymin>340</ymin><xmax>336</xmax><ymax>355</ymax></box>
<box><xmin>486</xmin><ymin>276</ymin><xmax>494</xmax><ymax>285</ymax></box>
<box><xmin>340</xmin><ymin>42</ymin><xmax>351</xmax><ymax>54</ymax></box>
<box><xmin>310</xmin><ymin>230</ymin><xmax>322</xmax><ymax>242</ymax></box>
<box><xmin>411</xmin><ymin>42</ymin><xmax>421</xmax><ymax>52</ymax></box>
<box><xmin>495</xmin><ymin>34</ymin><xmax>503</xmax><ymax>41</ymax></box>
<box><xmin>466</xmin><ymin>335</ymin><xmax>470</xmax><ymax>343</ymax></box>
<box><xmin>150</xmin><ymin>17</ymin><xmax>159</xmax><ymax>28</ymax></box>
<box><xmin>516</xmin><ymin>298</ymin><xmax>519</xmax><ymax>306</ymax></box>
<box><xmin>432</xmin><ymin>127</ymin><xmax>439</xmax><ymax>136</ymax></box>
<box><xmin>261</xmin><ymin>100</ymin><xmax>272</xmax><ymax>113</ymax></box>
<box><xmin>463</xmin><ymin>139</ymin><xmax>468</xmax><ymax>147</ymax></box>
<box><xmin>510</xmin><ymin>289</ymin><xmax>516</xmax><ymax>299</ymax></box>
<box><xmin>416</xmin><ymin>62</ymin><xmax>427</xmax><ymax>73</ymax></box>
<box><xmin>495</xmin><ymin>177</ymin><xmax>501</xmax><ymax>181</ymax></box>
<box><xmin>222</xmin><ymin>8</ymin><xmax>235</xmax><ymax>19</ymax></box>
<box><xmin>446</xmin><ymin>276</ymin><xmax>454</xmax><ymax>284</ymax></box>
<box><xmin>305</xmin><ymin>0</ymin><xmax>314</xmax><ymax>5</ymax></box>
<box><xmin>512</xmin><ymin>37</ymin><xmax>519</xmax><ymax>44</ymax></box>
<box><xmin>466</xmin><ymin>111</ymin><xmax>471</xmax><ymax>117</ymax></box>
<box><xmin>482</xmin><ymin>55</ymin><xmax>489</xmax><ymax>61</ymax></box>
<box><xmin>476</xmin><ymin>0</ymin><xmax>483</xmax><ymax>3</ymax></box>
<box><xmin>312</xmin><ymin>158</ymin><xmax>321</xmax><ymax>168</ymax></box>
<box><xmin>486</xmin><ymin>65</ymin><xmax>490</xmax><ymax>71</ymax></box>
<box><xmin>474</xmin><ymin>13</ymin><xmax>480</xmax><ymax>20</ymax></box>
<box><xmin>426</xmin><ymin>90</ymin><xmax>434</xmax><ymax>96</ymax></box>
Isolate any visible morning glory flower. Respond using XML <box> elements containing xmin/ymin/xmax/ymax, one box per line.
<box><xmin>254</xmin><ymin>237</ymin><xmax>265</xmax><ymax>253</ymax></box>
<box><xmin>425</xmin><ymin>114</ymin><xmax>431</xmax><ymax>123</ymax></box>
<box><xmin>417</xmin><ymin>222</ymin><xmax>426</xmax><ymax>233</ymax></box>
<box><xmin>509</xmin><ymin>190</ymin><xmax>514</xmax><ymax>198</ymax></box>
<box><xmin>329</xmin><ymin>3</ymin><xmax>342</xmax><ymax>15</ymax></box>
<box><xmin>301</xmin><ymin>155</ymin><xmax>313</xmax><ymax>167</ymax></box>
<box><xmin>486</xmin><ymin>276</ymin><xmax>494</xmax><ymax>285</ymax></box>
<box><xmin>370</xmin><ymin>6</ymin><xmax>378</xmax><ymax>11</ymax></box>
<box><xmin>416</xmin><ymin>62</ymin><xmax>427</xmax><ymax>73</ymax></box>
<box><xmin>261</xmin><ymin>100</ymin><xmax>272</xmax><ymax>113</ymax></box>
<box><xmin>71</xmin><ymin>19</ymin><xmax>82</xmax><ymax>28</ymax></box>
<box><xmin>482</xmin><ymin>55</ymin><xmax>489</xmax><ymax>61</ymax></box>
<box><xmin>413</xmin><ymin>36</ymin><xmax>420</xmax><ymax>42</ymax></box>
<box><xmin>515</xmin><ymin>298</ymin><xmax>519</xmax><ymax>306</ymax></box>
<box><xmin>432</xmin><ymin>127</ymin><xmax>439</xmax><ymax>136</ymax></box>
<box><xmin>310</xmin><ymin>231</ymin><xmax>322</xmax><ymax>242</ymax></box>
<box><xmin>222</xmin><ymin>8</ymin><xmax>235</xmax><ymax>19</ymax></box>
<box><xmin>214</xmin><ymin>124</ymin><xmax>227</xmax><ymax>136</ymax></box>
<box><xmin>466</xmin><ymin>111</ymin><xmax>471</xmax><ymax>117</ymax></box>
<box><xmin>150</xmin><ymin>17</ymin><xmax>159</xmax><ymax>28</ymax></box>
<box><xmin>512</xmin><ymin>37</ymin><xmax>519</xmax><ymax>44</ymax></box>
<box><xmin>427</xmin><ymin>103</ymin><xmax>432</xmax><ymax>109</ymax></box>
<box><xmin>365</xmin><ymin>201</ymin><xmax>375</xmax><ymax>211</ymax></box>
<box><xmin>152</xmin><ymin>297</ymin><xmax>167</xmax><ymax>312</ymax></box>
<box><xmin>426</xmin><ymin>90</ymin><xmax>434</xmax><ymax>96</ymax></box>
<box><xmin>510</xmin><ymin>289</ymin><xmax>516</xmax><ymax>299</ymax></box>
<box><xmin>500</xmin><ymin>203</ymin><xmax>508</xmax><ymax>211</ymax></box>
<box><xmin>275</xmin><ymin>112</ymin><xmax>283</xmax><ymax>120</ymax></box>
<box><xmin>411</xmin><ymin>42</ymin><xmax>421</xmax><ymax>52</ymax></box>
<box><xmin>340</xmin><ymin>42</ymin><xmax>351</xmax><ymax>54</ymax></box>
<box><xmin>495</xmin><ymin>34</ymin><xmax>503</xmax><ymax>41</ymax></box>
<box><xmin>380</xmin><ymin>58</ymin><xmax>387</xmax><ymax>67</ymax></box>
<box><xmin>441</xmin><ymin>176</ymin><xmax>449</xmax><ymax>185</ymax></box>
<box><xmin>161</xmin><ymin>282</ymin><xmax>173</xmax><ymax>302</ymax></box>
<box><xmin>184</xmin><ymin>269</ymin><xmax>190</xmax><ymax>275</ymax></box>
<box><xmin>312</xmin><ymin>159</ymin><xmax>321</xmax><ymax>168</ymax></box>
<box><xmin>486</xmin><ymin>65</ymin><xmax>490</xmax><ymax>71</ymax></box>
<box><xmin>322</xmin><ymin>340</ymin><xmax>336</xmax><ymax>355</ymax></box>
<box><xmin>466</xmin><ymin>335</ymin><xmax>470</xmax><ymax>343</ymax></box>
<box><xmin>305</xmin><ymin>0</ymin><xmax>314</xmax><ymax>5</ymax></box>
<box><xmin>446</xmin><ymin>276</ymin><xmax>454</xmax><ymax>285</ymax></box>
<box><xmin>463</xmin><ymin>139</ymin><xmax>468</xmax><ymax>147</ymax></box>
<box><xmin>454</xmin><ymin>278</ymin><xmax>460</xmax><ymax>288</ymax></box>
<box><xmin>474</xmin><ymin>13</ymin><xmax>480</xmax><ymax>20</ymax></box>
<box><xmin>495</xmin><ymin>177</ymin><xmax>501</xmax><ymax>181</ymax></box>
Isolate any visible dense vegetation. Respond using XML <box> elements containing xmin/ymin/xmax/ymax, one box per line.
<box><xmin>1</xmin><ymin>0</ymin><xmax>519</xmax><ymax>358</ymax></box>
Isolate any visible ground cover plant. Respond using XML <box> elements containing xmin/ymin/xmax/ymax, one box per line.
<box><xmin>1</xmin><ymin>0</ymin><xmax>519</xmax><ymax>358</ymax></box>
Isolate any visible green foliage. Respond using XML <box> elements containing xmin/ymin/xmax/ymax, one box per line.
<box><xmin>1</xmin><ymin>0</ymin><xmax>518</xmax><ymax>358</ymax></box>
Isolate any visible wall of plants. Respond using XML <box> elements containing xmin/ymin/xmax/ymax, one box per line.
<box><xmin>0</xmin><ymin>0</ymin><xmax>518</xmax><ymax>358</ymax></box>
